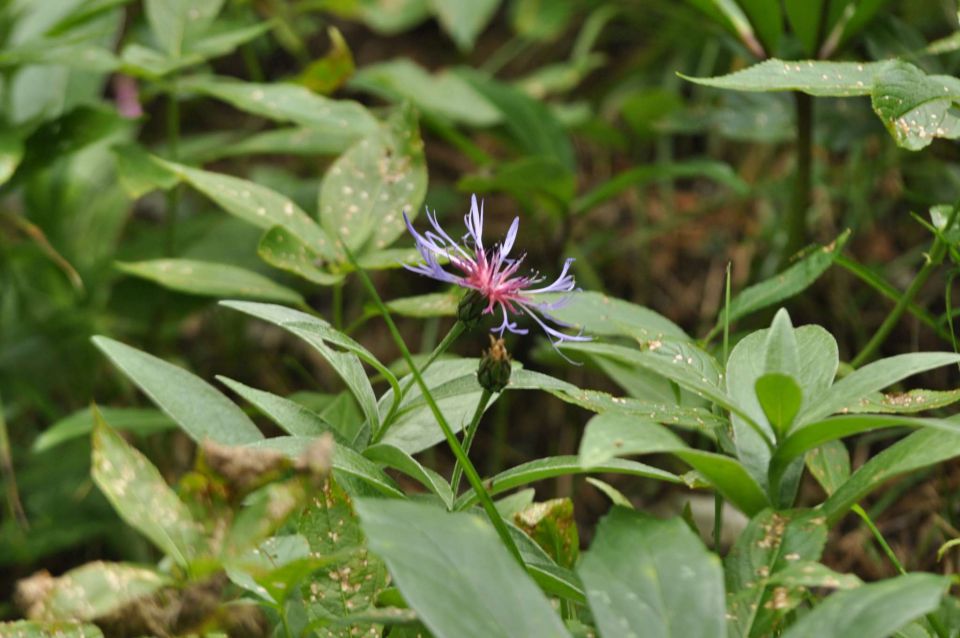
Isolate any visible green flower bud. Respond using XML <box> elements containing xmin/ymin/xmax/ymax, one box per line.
<box><xmin>477</xmin><ymin>336</ymin><xmax>512</xmax><ymax>393</ymax></box>
<box><xmin>457</xmin><ymin>289</ymin><xmax>486</xmax><ymax>329</ymax></box>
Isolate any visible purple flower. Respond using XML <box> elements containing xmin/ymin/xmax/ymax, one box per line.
<box><xmin>403</xmin><ymin>195</ymin><xmax>590</xmax><ymax>348</ymax></box>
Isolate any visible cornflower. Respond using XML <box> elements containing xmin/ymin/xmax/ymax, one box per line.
<box><xmin>403</xmin><ymin>195</ymin><xmax>590</xmax><ymax>348</ymax></box>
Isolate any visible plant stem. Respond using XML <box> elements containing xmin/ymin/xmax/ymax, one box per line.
<box><xmin>852</xmin><ymin>504</ymin><xmax>905</xmax><ymax>575</ymax></box>
<box><xmin>784</xmin><ymin>92</ymin><xmax>813</xmax><ymax>266</ymax></box>
<box><xmin>165</xmin><ymin>80</ymin><xmax>181</xmax><ymax>256</ymax></box>
<box><xmin>851</xmin><ymin>205</ymin><xmax>959</xmax><ymax>367</ymax></box>
<box><xmin>349</xmin><ymin>261</ymin><xmax>523</xmax><ymax>564</ymax></box>
<box><xmin>0</xmin><ymin>394</ymin><xmax>27</xmax><ymax>529</ymax></box>
<box><xmin>451</xmin><ymin>389</ymin><xmax>492</xmax><ymax>495</ymax></box>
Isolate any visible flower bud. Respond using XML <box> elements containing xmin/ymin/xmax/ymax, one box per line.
<box><xmin>457</xmin><ymin>289</ymin><xmax>486</xmax><ymax>329</ymax></box>
<box><xmin>478</xmin><ymin>336</ymin><xmax>511</xmax><ymax>393</ymax></box>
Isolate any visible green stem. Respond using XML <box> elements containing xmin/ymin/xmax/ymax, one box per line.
<box><xmin>165</xmin><ymin>80</ymin><xmax>180</xmax><ymax>256</ymax></box>
<box><xmin>375</xmin><ymin>321</ymin><xmax>466</xmax><ymax>441</ymax></box>
<box><xmin>0</xmin><ymin>394</ymin><xmax>27</xmax><ymax>529</ymax></box>
<box><xmin>852</xmin><ymin>504</ymin><xmax>905</xmax><ymax>575</ymax></box>
<box><xmin>451</xmin><ymin>389</ymin><xmax>492</xmax><ymax>495</ymax></box>
<box><xmin>783</xmin><ymin>92</ymin><xmax>813</xmax><ymax>266</ymax></box>
<box><xmin>349</xmin><ymin>262</ymin><xmax>522</xmax><ymax>564</ymax></box>
<box><xmin>851</xmin><ymin>205</ymin><xmax>959</xmax><ymax>367</ymax></box>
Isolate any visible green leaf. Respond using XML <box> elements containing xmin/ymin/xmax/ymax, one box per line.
<box><xmin>217</xmin><ymin>377</ymin><xmax>344</xmax><ymax>440</ymax></box>
<box><xmin>455</xmin><ymin>455</ymin><xmax>680</xmax><ymax>510</ymax></box>
<box><xmin>458</xmin><ymin>68</ymin><xmax>575</xmax><ymax>170</ymax></box>
<box><xmin>739</xmin><ymin>0</ymin><xmax>783</xmax><ymax>54</ymax></box>
<box><xmin>112</xmin><ymin>144</ymin><xmax>179</xmax><ymax>198</ymax></box>
<box><xmin>718</xmin><ymin>231</ymin><xmax>849</xmax><ymax>330</ymax></box>
<box><xmin>221</xmin><ymin>301</ymin><xmax>394</xmax><ymax>438</ymax></box>
<box><xmin>871</xmin><ymin>60</ymin><xmax>960</xmax><ymax>151</ymax></box>
<box><xmin>579</xmin><ymin>508</ymin><xmax>725</xmax><ymax>638</ymax></box>
<box><xmin>725</xmin><ymin>509</ymin><xmax>828</xmax><ymax>637</ymax></box>
<box><xmin>34</xmin><ymin>408</ymin><xmax>175</xmax><ymax>453</ymax></box>
<box><xmin>427</xmin><ymin>0</ymin><xmax>500</xmax><ymax>51</ymax></box>
<box><xmin>318</xmin><ymin>103</ymin><xmax>427</xmax><ymax>252</ymax></box>
<box><xmin>355</xmin><ymin>499</ymin><xmax>570</xmax><ymax>637</ymax></box>
<box><xmin>180</xmin><ymin>75</ymin><xmax>377</xmax><ymax>136</ymax></box>
<box><xmin>159</xmin><ymin>159</ymin><xmax>337</xmax><ymax>258</ymax></box>
<box><xmin>257</xmin><ymin>225</ymin><xmax>345</xmax><ymax>286</ymax></box>
<box><xmin>19</xmin><ymin>561</ymin><xmax>169</xmax><ymax>622</ymax></box>
<box><xmin>299</xmin><ymin>476</ymin><xmax>389</xmax><ymax>633</ymax></box>
<box><xmin>116</xmin><ymin>259</ymin><xmax>304</xmax><ymax>304</ymax></box>
<box><xmin>823</xmin><ymin>426</ymin><xmax>960</xmax><ymax>524</ymax></box>
<box><xmin>350</xmin><ymin>59</ymin><xmax>500</xmax><ymax>126</ymax></box>
<box><xmin>145</xmin><ymin>0</ymin><xmax>224</xmax><ymax>58</ymax></box>
<box><xmin>355</xmin><ymin>0</ymin><xmax>431</xmax><ymax>34</ymax></box>
<box><xmin>297</xmin><ymin>27</ymin><xmax>354</xmax><ymax>95</ymax></box>
<box><xmin>0</xmin><ymin>129</ymin><xmax>24</xmax><ymax>185</ymax></box>
<box><xmin>385</xmin><ymin>293</ymin><xmax>459</xmax><ymax>318</ymax></box>
<box><xmin>510</xmin><ymin>0</ymin><xmax>575</xmax><ymax>41</ymax></box>
<box><xmin>783</xmin><ymin>0</ymin><xmax>826</xmax><ymax>56</ymax></box>
<box><xmin>768</xmin><ymin>561</ymin><xmax>861</xmax><ymax>590</ymax></box>
<box><xmin>514</xmin><ymin>498</ymin><xmax>579</xmax><ymax>568</ymax></box>
<box><xmin>92</xmin><ymin>410</ymin><xmax>202</xmax><ymax>564</ymax></box>
<box><xmin>842</xmin><ymin>388</ymin><xmax>960</xmax><ymax>414</ymax></box>
<box><xmin>458</xmin><ymin>156</ymin><xmax>576</xmax><ymax>211</ymax></box>
<box><xmin>796</xmin><ymin>352</ymin><xmax>960</xmax><ymax>426</ymax></box>
<box><xmin>364</xmin><ymin>443</ymin><xmax>453</xmax><ymax>507</ymax></box>
<box><xmin>780</xmin><ymin>574</ymin><xmax>947</xmax><ymax>638</ymax></box>
<box><xmin>247</xmin><ymin>436</ymin><xmax>403</xmax><ymax>498</ymax></box>
<box><xmin>92</xmin><ymin>337</ymin><xmax>263</xmax><ymax>445</ymax></box>
<box><xmin>578</xmin><ymin>413</ymin><xmax>769</xmax><ymax>515</ymax></box>
<box><xmin>683</xmin><ymin>59</ymin><xmax>887</xmax><ymax>96</ymax></box>
<box><xmin>805</xmin><ymin>439</ymin><xmax>850</xmax><ymax>496</ymax></box>
<box><xmin>545</xmin><ymin>291</ymin><xmax>689</xmax><ymax>342</ymax></box>
<box><xmin>185</xmin><ymin>21</ymin><xmax>271</xmax><ymax>60</ymax></box>
<box><xmin>0</xmin><ymin>622</ymin><xmax>104</xmax><ymax>637</ymax></box>
<box><xmin>756</xmin><ymin>373</ymin><xmax>803</xmax><ymax>437</ymax></box>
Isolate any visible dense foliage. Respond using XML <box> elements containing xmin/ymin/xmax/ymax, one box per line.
<box><xmin>4</xmin><ymin>1</ymin><xmax>960</xmax><ymax>637</ymax></box>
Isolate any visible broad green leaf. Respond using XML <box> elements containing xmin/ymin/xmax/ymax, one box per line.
<box><xmin>116</xmin><ymin>259</ymin><xmax>303</xmax><ymax>304</ymax></box>
<box><xmin>297</xmin><ymin>27</ymin><xmax>354</xmax><ymax>95</ymax></box>
<box><xmin>823</xmin><ymin>426</ymin><xmax>960</xmax><ymax>524</ymax></box>
<box><xmin>355</xmin><ymin>499</ymin><xmax>570</xmax><ymax>638</ymax></box>
<box><xmin>217</xmin><ymin>377</ymin><xmax>344</xmax><ymax>440</ymax></box>
<box><xmin>356</xmin><ymin>247</ymin><xmax>425</xmax><ymax>270</ymax></box>
<box><xmin>578</xmin><ymin>413</ymin><xmax>769</xmax><ymax>515</ymax></box>
<box><xmin>92</xmin><ymin>337</ymin><xmax>263</xmax><ymax>445</ymax></box>
<box><xmin>768</xmin><ymin>561</ymin><xmax>861</xmax><ymax>590</ymax></box>
<box><xmin>34</xmin><ymin>408</ymin><xmax>175</xmax><ymax>452</ymax></box>
<box><xmin>318</xmin><ymin>103</ymin><xmax>427</xmax><ymax>252</ymax></box>
<box><xmin>198</xmin><ymin>127</ymin><xmax>358</xmax><ymax>161</ymax></box>
<box><xmin>356</xmin><ymin>0</ymin><xmax>431</xmax><ymax>34</ymax></box>
<box><xmin>428</xmin><ymin>0</ymin><xmax>500</xmax><ymax>51</ymax></box>
<box><xmin>220</xmin><ymin>301</ymin><xmax>390</xmax><ymax>437</ymax></box>
<box><xmin>571</xmin><ymin>160</ymin><xmax>749</xmax><ymax>214</ymax></box>
<box><xmin>507</xmin><ymin>523</ymin><xmax>585</xmax><ymax>603</ymax></box>
<box><xmin>796</xmin><ymin>352</ymin><xmax>960</xmax><ymax>426</ymax></box>
<box><xmin>386</xmin><ymin>292</ymin><xmax>459</xmax><ymax>318</ymax></box>
<box><xmin>683</xmin><ymin>59</ymin><xmax>887</xmax><ymax>96</ymax></box>
<box><xmin>247</xmin><ymin>436</ymin><xmax>404</xmax><ymax>498</ymax></box>
<box><xmin>145</xmin><ymin>0</ymin><xmax>224</xmax><ymax>58</ymax></box>
<box><xmin>112</xmin><ymin>144</ymin><xmax>179</xmax><ymax>198</ymax></box>
<box><xmin>350</xmin><ymin>59</ymin><xmax>500</xmax><ymax>126</ymax></box>
<box><xmin>805</xmin><ymin>439</ymin><xmax>850</xmax><ymax>496</ymax></box>
<box><xmin>726</xmin><ymin>509</ymin><xmax>828</xmax><ymax>637</ymax></box>
<box><xmin>455</xmin><ymin>455</ymin><xmax>680</xmax><ymax>510</ymax></box>
<box><xmin>871</xmin><ymin>60</ymin><xmax>960</xmax><ymax>151</ymax></box>
<box><xmin>257</xmin><ymin>225</ymin><xmax>345</xmax><ymax>286</ymax></box>
<box><xmin>783</xmin><ymin>0</ymin><xmax>826</xmax><ymax>56</ymax></box>
<box><xmin>717</xmin><ymin>231</ymin><xmax>849</xmax><ymax>331</ymax></box>
<box><xmin>92</xmin><ymin>411</ymin><xmax>202</xmax><ymax>564</ymax></box>
<box><xmin>180</xmin><ymin>75</ymin><xmax>378</xmax><ymax>136</ymax></box>
<box><xmin>579</xmin><ymin>508</ymin><xmax>725</xmax><ymax>638</ymax></box>
<box><xmin>364</xmin><ymin>443</ymin><xmax>453</xmax><ymax>507</ymax></box>
<box><xmin>0</xmin><ymin>129</ymin><xmax>24</xmax><ymax>185</ymax></box>
<box><xmin>225</xmin><ymin>534</ymin><xmax>311</xmax><ymax>603</ymax></box>
<box><xmin>756</xmin><ymin>373</ymin><xmax>803</xmax><ymax>438</ymax></box>
<box><xmin>544</xmin><ymin>291</ymin><xmax>689</xmax><ymax>342</ymax></box>
<box><xmin>158</xmin><ymin>159</ymin><xmax>337</xmax><ymax>257</ymax></box>
<box><xmin>781</xmin><ymin>574</ymin><xmax>947</xmax><ymax>638</ymax></box>
<box><xmin>0</xmin><ymin>622</ymin><xmax>104</xmax><ymax>637</ymax></box>
<box><xmin>458</xmin><ymin>67</ymin><xmax>575</xmax><ymax>170</ymax></box>
<box><xmin>771</xmin><ymin>414</ymin><xmax>960</xmax><ymax>488</ymax></box>
<box><xmin>185</xmin><ymin>21</ymin><xmax>271</xmax><ymax>60</ymax></box>
<box><xmin>299</xmin><ymin>476</ymin><xmax>388</xmax><ymax>633</ymax></box>
<box><xmin>40</xmin><ymin>562</ymin><xmax>169</xmax><ymax>621</ymax></box>
<box><xmin>224</xmin><ymin>480</ymin><xmax>306</xmax><ymax>557</ymax></box>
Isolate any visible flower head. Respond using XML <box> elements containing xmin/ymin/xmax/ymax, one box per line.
<box><xmin>403</xmin><ymin>195</ymin><xmax>590</xmax><ymax>349</ymax></box>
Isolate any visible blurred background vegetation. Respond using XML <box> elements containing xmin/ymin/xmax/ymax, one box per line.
<box><xmin>2</xmin><ymin>0</ymin><xmax>960</xmax><ymax>618</ymax></box>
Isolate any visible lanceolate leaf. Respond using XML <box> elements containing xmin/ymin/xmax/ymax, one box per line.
<box><xmin>682</xmin><ymin>59</ymin><xmax>886</xmax><ymax>96</ymax></box>
<box><xmin>92</xmin><ymin>411</ymin><xmax>202</xmax><ymax>565</ymax></box>
<box><xmin>92</xmin><ymin>337</ymin><xmax>263</xmax><ymax>445</ymax></box>
<box><xmin>116</xmin><ymin>259</ymin><xmax>304</xmax><ymax>304</ymax></box>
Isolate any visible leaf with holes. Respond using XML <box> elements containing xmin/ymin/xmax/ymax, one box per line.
<box><xmin>318</xmin><ymin>103</ymin><xmax>427</xmax><ymax>253</ymax></box>
<box><xmin>92</xmin><ymin>411</ymin><xmax>203</xmax><ymax>565</ymax></box>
